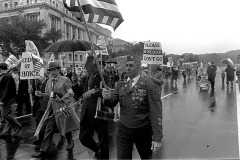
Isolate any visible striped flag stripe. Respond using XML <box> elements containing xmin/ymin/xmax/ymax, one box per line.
<box><xmin>63</xmin><ymin>0</ymin><xmax>123</xmax><ymax>30</ymax></box>
<box><xmin>67</xmin><ymin>0</ymin><xmax>120</xmax><ymax>13</ymax></box>
<box><xmin>95</xmin><ymin>0</ymin><xmax>117</xmax><ymax>5</ymax></box>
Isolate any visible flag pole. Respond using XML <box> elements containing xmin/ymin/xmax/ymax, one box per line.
<box><xmin>76</xmin><ymin>0</ymin><xmax>109</xmax><ymax>89</ymax></box>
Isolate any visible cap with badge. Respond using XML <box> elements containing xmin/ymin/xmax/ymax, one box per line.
<box><xmin>126</xmin><ymin>55</ymin><xmax>142</xmax><ymax>64</ymax></box>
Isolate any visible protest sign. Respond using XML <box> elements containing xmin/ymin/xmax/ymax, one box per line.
<box><xmin>142</xmin><ymin>42</ymin><xmax>163</xmax><ymax>64</ymax></box>
<box><xmin>75</xmin><ymin>65</ymin><xmax>85</xmax><ymax>74</ymax></box>
<box><xmin>20</xmin><ymin>52</ymin><xmax>41</xmax><ymax>79</ymax></box>
<box><xmin>96</xmin><ymin>36</ymin><xmax>108</xmax><ymax>56</ymax></box>
<box><xmin>25</xmin><ymin>40</ymin><xmax>40</xmax><ymax>57</ymax></box>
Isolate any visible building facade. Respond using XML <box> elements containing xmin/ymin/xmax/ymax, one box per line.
<box><xmin>0</xmin><ymin>0</ymin><xmax>112</xmax><ymax>69</ymax></box>
<box><xmin>112</xmin><ymin>38</ymin><xmax>130</xmax><ymax>53</ymax></box>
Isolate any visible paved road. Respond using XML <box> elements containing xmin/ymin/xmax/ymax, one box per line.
<box><xmin>0</xmin><ymin>72</ymin><xmax>239</xmax><ymax>160</ymax></box>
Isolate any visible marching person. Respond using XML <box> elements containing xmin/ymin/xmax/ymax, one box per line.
<box><xmin>102</xmin><ymin>56</ymin><xmax>163</xmax><ymax>159</ymax></box>
<box><xmin>31</xmin><ymin>62</ymin><xmax>79</xmax><ymax>158</ymax></box>
<box><xmin>207</xmin><ymin>62</ymin><xmax>217</xmax><ymax>89</ymax></box>
<box><xmin>72</xmin><ymin>56</ymin><xmax>111</xmax><ymax>160</ymax></box>
<box><xmin>31</xmin><ymin>73</ymin><xmax>49</xmax><ymax>146</ymax></box>
<box><xmin>0</xmin><ymin>62</ymin><xmax>22</xmax><ymax>137</ymax></box>
<box><xmin>225</xmin><ymin>64</ymin><xmax>235</xmax><ymax>89</ymax></box>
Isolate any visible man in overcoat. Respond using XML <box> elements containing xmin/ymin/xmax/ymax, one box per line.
<box><xmin>102</xmin><ymin>56</ymin><xmax>163</xmax><ymax>159</ymax></box>
<box><xmin>207</xmin><ymin>62</ymin><xmax>217</xmax><ymax>89</ymax></box>
<box><xmin>72</xmin><ymin>56</ymin><xmax>111</xmax><ymax>159</ymax></box>
<box><xmin>31</xmin><ymin>62</ymin><xmax>79</xmax><ymax>158</ymax></box>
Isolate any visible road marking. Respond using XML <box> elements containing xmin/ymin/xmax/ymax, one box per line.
<box><xmin>236</xmin><ymin>82</ymin><xmax>240</xmax><ymax>158</ymax></box>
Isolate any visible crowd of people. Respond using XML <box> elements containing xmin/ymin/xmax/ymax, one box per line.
<box><xmin>0</xmin><ymin>55</ymin><xmax>165</xmax><ymax>159</ymax></box>
<box><xmin>1</xmin><ymin>54</ymin><xmax>239</xmax><ymax>159</ymax></box>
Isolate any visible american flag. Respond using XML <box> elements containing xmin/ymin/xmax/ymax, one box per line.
<box><xmin>63</xmin><ymin>0</ymin><xmax>124</xmax><ymax>30</ymax></box>
<box><xmin>176</xmin><ymin>55</ymin><xmax>184</xmax><ymax>65</ymax></box>
<box><xmin>32</xmin><ymin>55</ymin><xmax>44</xmax><ymax>72</ymax></box>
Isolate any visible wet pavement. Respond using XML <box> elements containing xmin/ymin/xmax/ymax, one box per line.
<box><xmin>0</xmin><ymin>72</ymin><xmax>239</xmax><ymax>160</ymax></box>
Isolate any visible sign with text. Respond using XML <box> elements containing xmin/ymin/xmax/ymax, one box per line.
<box><xmin>20</xmin><ymin>52</ymin><xmax>40</xmax><ymax>79</ymax></box>
<box><xmin>142</xmin><ymin>42</ymin><xmax>163</xmax><ymax>64</ymax></box>
<box><xmin>75</xmin><ymin>65</ymin><xmax>85</xmax><ymax>74</ymax></box>
<box><xmin>96</xmin><ymin>36</ymin><xmax>108</xmax><ymax>55</ymax></box>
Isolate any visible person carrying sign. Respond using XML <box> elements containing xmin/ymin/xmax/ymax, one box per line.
<box><xmin>102</xmin><ymin>56</ymin><xmax>163</xmax><ymax>159</ymax></box>
<box><xmin>72</xmin><ymin>56</ymin><xmax>111</xmax><ymax>160</ymax></box>
<box><xmin>0</xmin><ymin>62</ymin><xmax>22</xmax><ymax>137</ymax></box>
<box><xmin>31</xmin><ymin>62</ymin><xmax>79</xmax><ymax>158</ymax></box>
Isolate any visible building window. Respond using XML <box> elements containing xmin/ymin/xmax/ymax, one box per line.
<box><xmin>53</xmin><ymin>1</ymin><xmax>55</xmax><ymax>6</ymax></box>
<box><xmin>80</xmin><ymin>55</ymin><xmax>83</xmax><ymax>61</ymax></box>
<box><xmin>35</xmin><ymin>0</ymin><xmax>37</xmax><ymax>3</ymax></box>
<box><xmin>78</xmin><ymin>28</ymin><xmax>81</xmax><ymax>40</ymax></box>
<box><xmin>66</xmin><ymin>23</ymin><xmax>70</xmax><ymax>39</ymax></box>
<box><xmin>74</xmin><ymin>54</ymin><xmax>77</xmax><ymax>61</ymax></box>
<box><xmin>4</xmin><ymin>3</ymin><xmax>8</xmax><ymax>8</ymax></box>
<box><xmin>69</xmin><ymin>53</ymin><xmax>72</xmax><ymax>61</ymax></box>
<box><xmin>56</xmin><ymin>3</ymin><xmax>58</xmax><ymax>8</ymax></box>
<box><xmin>27</xmin><ymin>0</ymin><xmax>29</xmax><ymax>4</ymax></box>
<box><xmin>51</xmin><ymin>16</ymin><xmax>60</xmax><ymax>30</ymax></box>
<box><xmin>72</xmin><ymin>27</ymin><xmax>76</xmax><ymax>40</ymax></box>
<box><xmin>28</xmin><ymin>14</ymin><xmax>38</xmax><ymax>21</ymax></box>
<box><xmin>14</xmin><ymin>2</ymin><xmax>18</xmax><ymax>7</ymax></box>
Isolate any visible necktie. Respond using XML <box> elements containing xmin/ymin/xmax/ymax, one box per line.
<box><xmin>129</xmin><ymin>79</ymin><xmax>133</xmax><ymax>89</ymax></box>
<box><xmin>51</xmin><ymin>78</ymin><xmax>56</xmax><ymax>91</ymax></box>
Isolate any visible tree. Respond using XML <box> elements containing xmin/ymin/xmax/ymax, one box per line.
<box><xmin>0</xmin><ymin>16</ymin><xmax>62</xmax><ymax>57</ymax></box>
<box><xmin>0</xmin><ymin>16</ymin><xmax>45</xmax><ymax>57</ymax></box>
<box><xmin>42</xmin><ymin>27</ymin><xmax>62</xmax><ymax>44</ymax></box>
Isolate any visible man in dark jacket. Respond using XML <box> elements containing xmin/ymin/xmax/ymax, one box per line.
<box><xmin>72</xmin><ymin>56</ymin><xmax>111</xmax><ymax>159</ymax></box>
<box><xmin>0</xmin><ymin>62</ymin><xmax>22</xmax><ymax>137</ymax></box>
<box><xmin>225</xmin><ymin>64</ymin><xmax>236</xmax><ymax>89</ymax></box>
<box><xmin>102</xmin><ymin>56</ymin><xmax>163</xmax><ymax>159</ymax></box>
<box><xmin>207</xmin><ymin>62</ymin><xmax>217</xmax><ymax>89</ymax></box>
<box><xmin>16</xmin><ymin>79</ymin><xmax>31</xmax><ymax>116</ymax></box>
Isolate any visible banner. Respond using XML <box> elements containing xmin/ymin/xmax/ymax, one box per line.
<box><xmin>48</xmin><ymin>53</ymin><xmax>55</xmax><ymax>64</ymax></box>
<box><xmin>25</xmin><ymin>40</ymin><xmax>40</xmax><ymax>57</ymax></box>
<box><xmin>75</xmin><ymin>65</ymin><xmax>85</xmax><ymax>74</ymax></box>
<box><xmin>5</xmin><ymin>55</ymin><xmax>18</xmax><ymax>67</ymax></box>
<box><xmin>20</xmin><ymin>52</ymin><xmax>41</xmax><ymax>79</ymax></box>
<box><xmin>168</xmin><ymin>57</ymin><xmax>173</xmax><ymax>67</ymax></box>
<box><xmin>96</xmin><ymin>36</ymin><xmax>108</xmax><ymax>56</ymax></box>
<box><xmin>142</xmin><ymin>42</ymin><xmax>163</xmax><ymax>64</ymax></box>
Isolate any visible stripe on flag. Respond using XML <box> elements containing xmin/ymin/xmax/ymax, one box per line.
<box><xmin>32</xmin><ymin>55</ymin><xmax>44</xmax><ymax>72</ymax></box>
<box><xmin>176</xmin><ymin>55</ymin><xmax>184</xmax><ymax>65</ymax></box>
<box><xmin>63</xmin><ymin>0</ymin><xmax>124</xmax><ymax>30</ymax></box>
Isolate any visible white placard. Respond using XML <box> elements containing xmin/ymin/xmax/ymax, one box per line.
<box><xmin>75</xmin><ymin>65</ymin><xmax>85</xmax><ymax>74</ymax></box>
<box><xmin>142</xmin><ymin>54</ymin><xmax>163</xmax><ymax>64</ymax></box>
<box><xmin>142</xmin><ymin>41</ymin><xmax>163</xmax><ymax>64</ymax></box>
<box><xmin>20</xmin><ymin>52</ymin><xmax>40</xmax><ymax>79</ymax></box>
<box><xmin>144</xmin><ymin>42</ymin><xmax>162</xmax><ymax>50</ymax></box>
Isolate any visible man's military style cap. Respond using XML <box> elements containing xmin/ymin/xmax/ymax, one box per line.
<box><xmin>126</xmin><ymin>55</ymin><xmax>142</xmax><ymax>64</ymax></box>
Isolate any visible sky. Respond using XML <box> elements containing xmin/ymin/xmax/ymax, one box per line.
<box><xmin>103</xmin><ymin>0</ymin><xmax>240</xmax><ymax>55</ymax></box>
